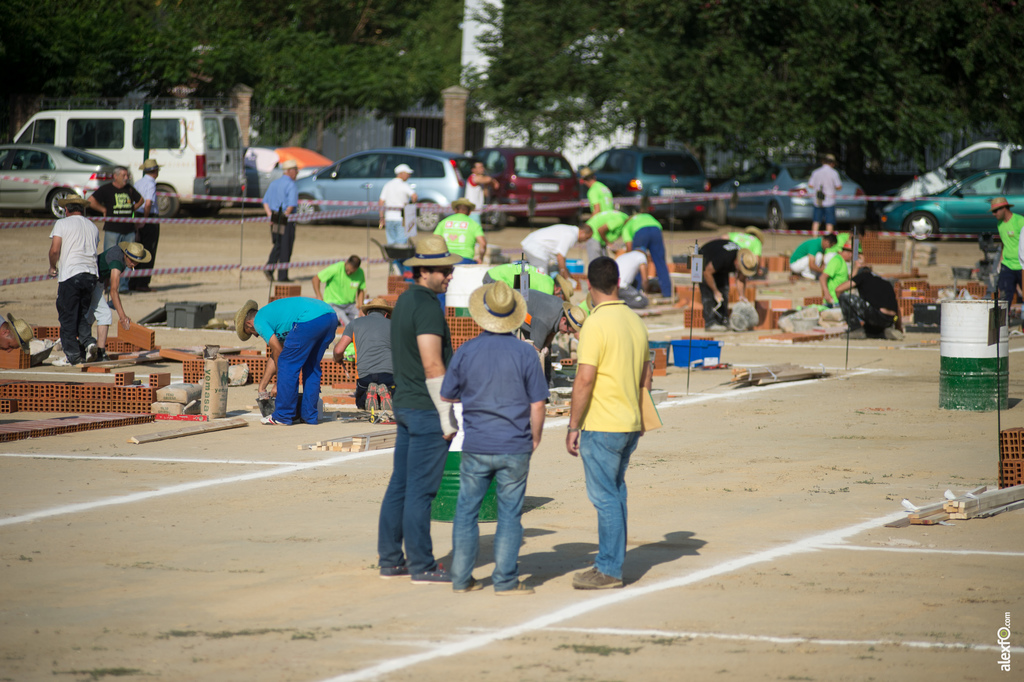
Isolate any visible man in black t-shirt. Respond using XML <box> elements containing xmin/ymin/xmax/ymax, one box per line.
<box><xmin>836</xmin><ymin>262</ymin><xmax>903</xmax><ymax>340</ymax></box>
<box><xmin>88</xmin><ymin>167</ymin><xmax>144</xmax><ymax>254</ymax></box>
<box><xmin>698</xmin><ymin>239</ymin><xmax>757</xmax><ymax>331</ymax></box>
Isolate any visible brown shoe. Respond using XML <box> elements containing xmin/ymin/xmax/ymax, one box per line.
<box><xmin>495</xmin><ymin>581</ymin><xmax>534</xmax><ymax>595</ymax></box>
<box><xmin>572</xmin><ymin>567</ymin><xmax>623</xmax><ymax>590</ymax></box>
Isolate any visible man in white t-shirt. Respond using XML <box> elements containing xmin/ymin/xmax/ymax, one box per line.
<box><xmin>378</xmin><ymin>163</ymin><xmax>418</xmax><ymax>246</ymax></box>
<box><xmin>47</xmin><ymin>196</ymin><xmax>100</xmax><ymax>365</ymax></box>
<box><xmin>807</xmin><ymin>153</ymin><xmax>843</xmax><ymax>236</ymax></box>
<box><xmin>465</xmin><ymin>160</ymin><xmax>498</xmax><ymax>223</ymax></box>
<box><xmin>520</xmin><ymin>224</ymin><xmax>593</xmax><ymax>280</ymax></box>
<box><xmin>615</xmin><ymin>250</ymin><xmax>650</xmax><ymax>309</ymax></box>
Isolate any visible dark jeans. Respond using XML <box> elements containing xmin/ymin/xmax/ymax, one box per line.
<box><xmin>378</xmin><ymin>407</ymin><xmax>450</xmax><ymax>575</ymax></box>
<box><xmin>355</xmin><ymin>373</ymin><xmax>395</xmax><ymax>410</ymax></box>
<box><xmin>838</xmin><ymin>292</ymin><xmax>895</xmax><ymax>336</ymax></box>
<box><xmin>632</xmin><ymin>226</ymin><xmax>671</xmax><ymax>295</ymax></box>
<box><xmin>267</xmin><ymin>218</ymin><xmax>295</xmax><ymax>281</ymax></box>
<box><xmin>699</xmin><ymin>278</ymin><xmax>729</xmax><ymax>326</ymax></box>
<box><xmin>997</xmin><ymin>265</ymin><xmax>1021</xmax><ymax>309</ymax></box>
<box><xmin>56</xmin><ymin>272</ymin><xmax>99</xmax><ymax>363</ymax></box>
<box><xmin>130</xmin><ymin>222</ymin><xmax>159</xmax><ymax>289</ymax></box>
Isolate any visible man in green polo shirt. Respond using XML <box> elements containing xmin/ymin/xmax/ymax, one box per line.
<box><xmin>434</xmin><ymin>198</ymin><xmax>486</xmax><ymax>263</ymax></box>
<box><xmin>584</xmin><ymin>210</ymin><xmax>629</xmax><ymax>264</ymax></box>
<box><xmin>378</xmin><ymin>234</ymin><xmax>462</xmax><ymax>585</ymax></box>
<box><xmin>624</xmin><ymin>212</ymin><xmax>672</xmax><ymax>296</ymax></box>
<box><xmin>580</xmin><ymin>167</ymin><xmax>614</xmax><ymax>215</ymax></box>
<box><xmin>991</xmin><ymin>197</ymin><xmax>1023</xmax><ymax>311</ymax></box>
<box><xmin>313</xmin><ymin>254</ymin><xmax>365</xmax><ymax>325</ymax></box>
<box><xmin>820</xmin><ymin>240</ymin><xmax>852</xmax><ymax>306</ymax></box>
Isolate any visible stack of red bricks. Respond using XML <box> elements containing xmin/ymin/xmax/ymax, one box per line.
<box><xmin>860</xmin><ymin>234</ymin><xmax>904</xmax><ymax>266</ymax></box>
<box><xmin>387</xmin><ymin>276</ymin><xmax>410</xmax><ymax>296</ymax></box>
<box><xmin>893</xmin><ymin>278</ymin><xmax>932</xmax><ymax>323</ymax></box>
<box><xmin>999</xmin><ymin>428</ymin><xmax>1024</xmax><ymax>489</ymax></box>
<box><xmin>0</xmin><ymin>376</ymin><xmax>156</xmax><ymax>413</ymax></box>
<box><xmin>447</xmin><ymin>315</ymin><xmax>483</xmax><ymax>350</ymax></box>
<box><xmin>269</xmin><ymin>283</ymin><xmax>302</xmax><ymax>302</ymax></box>
<box><xmin>0</xmin><ymin>413</ymin><xmax>154</xmax><ymax>444</ymax></box>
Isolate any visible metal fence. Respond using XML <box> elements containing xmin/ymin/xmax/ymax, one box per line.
<box><xmin>249</xmin><ymin>103</ymin><xmax>485</xmax><ymax>160</ymax></box>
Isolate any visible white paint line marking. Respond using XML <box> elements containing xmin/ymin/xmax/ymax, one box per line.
<box><xmin>545</xmin><ymin>626</ymin><xmax>1024</xmax><ymax>654</ymax></box>
<box><xmin>0</xmin><ymin>453</ymin><xmax>297</xmax><ymax>466</ymax></box>
<box><xmin>819</xmin><ymin>544</ymin><xmax>1024</xmax><ymax>558</ymax></box>
<box><xmin>317</xmin><ymin>511</ymin><xmax>907</xmax><ymax>682</ymax></box>
<box><xmin>0</xmin><ymin>448</ymin><xmax>391</xmax><ymax>528</ymax></box>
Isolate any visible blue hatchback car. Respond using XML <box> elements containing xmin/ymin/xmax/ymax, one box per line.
<box><xmin>712</xmin><ymin>160</ymin><xmax>866</xmax><ymax>230</ymax></box>
<box><xmin>880</xmin><ymin>168</ymin><xmax>1024</xmax><ymax>239</ymax></box>
<box><xmin>583</xmin><ymin>146</ymin><xmax>708</xmax><ymax>227</ymax></box>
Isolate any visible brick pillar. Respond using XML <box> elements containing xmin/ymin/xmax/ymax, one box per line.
<box><xmin>441</xmin><ymin>85</ymin><xmax>469</xmax><ymax>155</ymax></box>
<box><xmin>231</xmin><ymin>83</ymin><xmax>254</xmax><ymax>146</ymax></box>
<box><xmin>9</xmin><ymin>94</ymin><xmax>41</xmax><ymax>141</ymax></box>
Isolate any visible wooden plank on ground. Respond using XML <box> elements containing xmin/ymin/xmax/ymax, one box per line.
<box><xmin>128</xmin><ymin>417</ymin><xmax>247</xmax><ymax>444</ymax></box>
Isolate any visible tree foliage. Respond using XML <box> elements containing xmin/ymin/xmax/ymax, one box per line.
<box><xmin>0</xmin><ymin>0</ymin><xmax>461</xmax><ymax>112</ymax></box>
<box><xmin>470</xmin><ymin>0</ymin><xmax>1024</xmax><ymax>173</ymax></box>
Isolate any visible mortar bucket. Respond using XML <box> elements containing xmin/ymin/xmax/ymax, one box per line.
<box><xmin>939</xmin><ymin>299</ymin><xmax>1008</xmax><ymax>411</ymax></box>
<box><xmin>430</xmin><ymin>451</ymin><xmax>498</xmax><ymax>523</ymax></box>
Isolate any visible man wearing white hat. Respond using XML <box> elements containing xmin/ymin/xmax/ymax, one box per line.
<box><xmin>130</xmin><ymin>159</ymin><xmax>161</xmax><ymax>291</ymax></box>
<box><xmin>442</xmin><ymin>281</ymin><xmax>549</xmax><ymax>594</ymax></box>
<box><xmin>263</xmin><ymin>158</ymin><xmax>299</xmax><ymax>282</ymax></box>
<box><xmin>379</xmin><ymin>163</ymin><xmax>418</xmax><ymax>247</ymax></box>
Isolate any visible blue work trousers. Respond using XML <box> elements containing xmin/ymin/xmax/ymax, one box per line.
<box><xmin>272</xmin><ymin>312</ymin><xmax>337</xmax><ymax>425</ymax></box>
<box><xmin>632</xmin><ymin>226</ymin><xmax>672</xmax><ymax>296</ymax></box>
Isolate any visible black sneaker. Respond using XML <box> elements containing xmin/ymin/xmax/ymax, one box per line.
<box><xmin>379</xmin><ymin>564</ymin><xmax>409</xmax><ymax>580</ymax></box>
<box><xmin>411</xmin><ymin>564</ymin><xmax>451</xmax><ymax>585</ymax></box>
<box><xmin>95</xmin><ymin>349</ymin><xmax>108</xmax><ymax>362</ymax></box>
<box><xmin>264</xmin><ymin>269</ymin><xmax>274</xmax><ymax>282</ymax></box>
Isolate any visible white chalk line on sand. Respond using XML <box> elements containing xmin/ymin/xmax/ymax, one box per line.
<box><xmin>0</xmin><ymin>453</ymin><xmax>297</xmax><ymax>466</ymax></box>
<box><xmin>820</xmin><ymin>543</ymin><xmax>1024</xmax><ymax>558</ymax></box>
<box><xmin>543</xmin><ymin>626</ymin><xmax>1024</xmax><ymax>654</ymax></box>
<box><xmin>315</xmin><ymin>511</ymin><xmax>909</xmax><ymax>682</ymax></box>
<box><xmin>1</xmin><ymin>368</ymin><xmax>868</xmax><ymax>525</ymax></box>
<box><xmin>0</xmin><ymin>448</ymin><xmax>390</xmax><ymax>528</ymax></box>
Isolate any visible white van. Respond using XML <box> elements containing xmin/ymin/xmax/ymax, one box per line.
<box><xmin>896</xmin><ymin>141</ymin><xmax>1024</xmax><ymax>198</ymax></box>
<box><xmin>15</xmin><ymin>109</ymin><xmax>245</xmax><ymax>217</ymax></box>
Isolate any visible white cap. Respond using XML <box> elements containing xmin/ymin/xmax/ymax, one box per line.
<box><xmin>394</xmin><ymin>163</ymin><xmax>414</xmax><ymax>175</ymax></box>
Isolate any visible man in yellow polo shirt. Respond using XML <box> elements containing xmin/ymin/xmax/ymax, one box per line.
<box><xmin>566</xmin><ymin>256</ymin><xmax>651</xmax><ymax>590</ymax></box>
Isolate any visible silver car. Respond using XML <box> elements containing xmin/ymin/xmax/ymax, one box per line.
<box><xmin>0</xmin><ymin>143</ymin><xmax>118</xmax><ymax>218</ymax></box>
<box><xmin>294</xmin><ymin>147</ymin><xmax>472</xmax><ymax>224</ymax></box>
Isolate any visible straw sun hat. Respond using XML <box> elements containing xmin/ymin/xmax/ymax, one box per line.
<box><xmin>469</xmin><ymin>281</ymin><xmax>527</xmax><ymax>334</ymax></box>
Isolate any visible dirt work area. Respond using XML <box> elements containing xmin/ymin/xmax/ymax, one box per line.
<box><xmin>1</xmin><ymin>215</ymin><xmax>1022</xmax><ymax>682</ymax></box>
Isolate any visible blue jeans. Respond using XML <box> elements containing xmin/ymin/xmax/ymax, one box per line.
<box><xmin>272</xmin><ymin>312</ymin><xmax>337</xmax><ymax>425</ymax></box>
<box><xmin>385</xmin><ymin>220</ymin><xmax>408</xmax><ymax>246</ymax></box>
<box><xmin>451</xmin><ymin>452</ymin><xmax>531</xmax><ymax>591</ymax></box>
<box><xmin>812</xmin><ymin>206</ymin><xmax>837</xmax><ymax>225</ymax></box>
<box><xmin>378</xmin><ymin>407</ymin><xmax>450</xmax><ymax>575</ymax></box>
<box><xmin>632</xmin><ymin>226</ymin><xmax>671</xmax><ymax>296</ymax></box>
<box><xmin>997</xmin><ymin>265</ymin><xmax>1021</xmax><ymax>309</ymax></box>
<box><xmin>580</xmin><ymin>430</ymin><xmax>640</xmax><ymax>580</ymax></box>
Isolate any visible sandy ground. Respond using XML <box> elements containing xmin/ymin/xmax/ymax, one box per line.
<box><xmin>1</xmin><ymin>213</ymin><xmax>1022</xmax><ymax>682</ymax></box>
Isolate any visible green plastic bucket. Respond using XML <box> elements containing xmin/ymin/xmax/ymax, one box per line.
<box><xmin>938</xmin><ymin>299</ymin><xmax>1008</xmax><ymax>411</ymax></box>
<box><xmin>430</xmin><ymin>451</ymin><xmax>498</xmax><ymax>522</ymax></box>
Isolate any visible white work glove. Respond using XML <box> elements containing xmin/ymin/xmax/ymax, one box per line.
<box><xmin>425</xmin><ymin>375</ymin><xmax>459</xmax><ymax>437</ymax></box>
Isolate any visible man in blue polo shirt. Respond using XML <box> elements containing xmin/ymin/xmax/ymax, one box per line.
<box><xmin>443</xmin><ymin>281</ymin><xmax>549</xmax><ymax>594</ymax></box>
<box><xmin>235</xmin><ymin>296</ymin><xmax>337</xmax><ymax>425</ymax></box>
<box><xmin>262</xmin><ymin>159</ymin><xmax>300</xmax><ymax>282</ymax></box>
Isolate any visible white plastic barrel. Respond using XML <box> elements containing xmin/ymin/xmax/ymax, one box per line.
<box><xmin>444</xmin><ymin>264</ymin><xmax>491</xmax><ymax>309</ymax></box>
<box><xmin>939</xmin><ymin>299</ymin><xmax>1008</xmax><ymax>411</ymax></box>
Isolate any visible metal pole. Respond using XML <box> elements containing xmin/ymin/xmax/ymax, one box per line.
<box><xmin>238</xmin><ymin>200</ymin><xmax>244</xmax><ymax>289</ymax></box>
<box><xmin>687</xmin><ymin>241</ymin><xmax>698</xmax><ymax>395</ymax></box>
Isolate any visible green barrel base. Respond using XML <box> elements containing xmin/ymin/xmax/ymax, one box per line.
<box><xmin>939</xmin><ymin>356</ymin><xmax>1009</xmax><ymax>411</ymax></box>
<box><xmin>430</xmin><ymin>451</ymin><xmax>498</xmax><ymax>523</ymax></box>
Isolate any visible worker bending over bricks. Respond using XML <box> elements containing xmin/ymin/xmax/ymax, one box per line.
<box><xmin>87</xmin><ymin>241</ymin><xmax>151</xmax><ymax>363</ymax></box>
<box><xmin>0</xmin><ymin>314</ymin><xmax>32</xmax><ymax>352</ymax></box>
<box><xmin>236</xmin><ymin>296</ymin><xmax>337</xmax><ymax>426</ymax></box>
<box><xmin>332</xmin><ymin>297</ymin><xmax>395</xmax><ymax>412</ymax></box>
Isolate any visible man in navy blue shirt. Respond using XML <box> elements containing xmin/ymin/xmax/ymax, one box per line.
<box><xmin>262</xmin><ymin>159</ymin><xmax>299</xmax><ymax>282</ymax></box>
<box><xmin>442</xmin><ymin>281</ymin><xmax>549</xmax><ymax>595</ymax></box>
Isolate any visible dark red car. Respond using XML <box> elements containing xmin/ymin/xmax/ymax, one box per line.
<box><xmin>475</xmin><ymin>147</ymin><xmax>580</xmax><ymax>228</ymax></box>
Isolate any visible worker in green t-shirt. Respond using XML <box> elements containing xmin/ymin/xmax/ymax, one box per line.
<box><xmin>434</xmin><ymin>198</ymin><xmax>486</xmax><ymax>263</ymax></box>
<box><xmin>583</xmin><ymin>210</ymin><xmax>629</xmax><ymax>264</ymax></box>
<box><xmin>624</xmin><ymin>212</ymin><xmax>672</xmax><ymax>297</ymax></box>
<box><xmin>483</xmin><ymin>262</ymin><xmax>575</xmax><ymax>302</ymax></box>
<box><xmin>580</xmin><ymin>167</ymin><xmax>614</xmax><ymax>215</ymax></box>
<box><xmin>790</xmin><ymin>233</ymin><xmax>840</xmax><ymax>281</ymax></box>
<box><xmin>819</xmin><ymin>241</ymin><xmax>852</xmax><ymax>305</ymax></box>
<box><xmin>725</xmin><ymin>226</ymin><xmax>765</xmax><ymax>278</ymax></box>
<box><xmin>991</xmin><ymin>197</ymin><xmax>1023</xmax><ymax>310</ymax></box>
<box><xmin>313</xmin><ymin>254</ymin><xmax>366</xmax><ymax>325</ymax></box>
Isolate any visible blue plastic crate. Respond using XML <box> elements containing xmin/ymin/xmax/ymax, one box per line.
<box><xmin>670</xmin><ymin>339</ymin><xmax>723</xmax><ymax>367</ymax></box>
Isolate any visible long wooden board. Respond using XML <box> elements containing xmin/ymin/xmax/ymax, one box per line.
<box><xmin>128</xmin><ymin>417</ymin><xmax>248</xmax><ymax>444</ymax></box>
